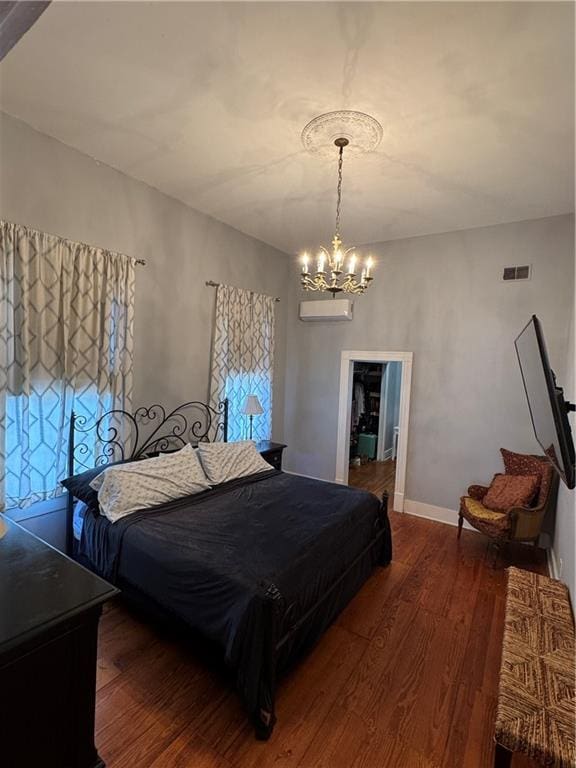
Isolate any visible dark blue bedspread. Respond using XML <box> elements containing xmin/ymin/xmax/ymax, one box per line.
<box><xmin>79</xmin><ymin>470</ymin><xmax>391</xmax><ymax>737</ymax></box>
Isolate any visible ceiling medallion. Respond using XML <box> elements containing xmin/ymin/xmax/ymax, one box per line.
<box><xmin>299</xmin><ymin>111</ymin><xmax>382</xmax><ymax>298</ymax></box>
<box><xmin>301</xmin><ymin>110</ymin><xmax>383</xmax><ymax>158</ymax></box>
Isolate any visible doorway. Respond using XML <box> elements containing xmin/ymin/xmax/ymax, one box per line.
<box><xmin>348</xmin><ymin>361</ymin><xmax>401</xmax><ymax>498</ymax></box>
<box><xmin>335</xmin><ymin>351</ymin><xmax>413</xmax><ymax>512</ymax></box>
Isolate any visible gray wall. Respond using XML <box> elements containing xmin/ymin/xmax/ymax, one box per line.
<box><xmin>2</xmin><ymin>113</ymin><xmax>574</xmax><ymax>591</ymax></box>
<box><xmin>553</xmin><ymin>306</ymin><xmax>575</xmax><ymax>600</ymax></box>
<box><xmin>0</xmin><ymin>113</ymin><xmax>290</xmax><ymax>438</ymax></box>
<box><xmin>284</xmin><ymin>215</ymin><xmax>574</xmax><ymax>515</ymax></box>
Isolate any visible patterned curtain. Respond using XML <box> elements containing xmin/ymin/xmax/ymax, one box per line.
<box><xmin>0</xmin><ymin>221</ymin><xmax>136</xmax><ymax>510</ymax></box>
<box><xmin>209</xmin><ymin>284</ymin><xmax>275</xmax><ymax>442</ymax></box>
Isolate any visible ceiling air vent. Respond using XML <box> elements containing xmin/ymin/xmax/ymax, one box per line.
<box><xmin>502</xmin><ymin>265</ymin><xmax>531</xmax><ymax>282</ymax></box>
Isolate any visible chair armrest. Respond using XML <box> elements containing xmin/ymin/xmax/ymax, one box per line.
<box><xmin>508</xmin><ymin>501</ymin><xmax>545</xmax><ymax>515</ymax></box>
<box><xmin>467</xmin><ymin>484</ymin><xmax>489</xmax><ymax>501</ymax></box>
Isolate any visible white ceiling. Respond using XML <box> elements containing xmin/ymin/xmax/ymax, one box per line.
<box><xmin>0</xmin><ymin>1</ymin><xmax>573</xmax><ymax>254</ymax></box>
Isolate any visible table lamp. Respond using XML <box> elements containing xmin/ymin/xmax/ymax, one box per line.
<box><xmin>242</xmin><ymin>394</ymin><xmax>263</xmax><ymax>440</ymax></box>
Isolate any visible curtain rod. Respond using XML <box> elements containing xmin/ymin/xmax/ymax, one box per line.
<box><xmin>1</xmin><ymin>220</ymin><xmax>146</xmax><ymax>265</ymax></box>
<box><xmin>205</xmin><ymin>280</ymin><xmax>280</xmax><ymax>302</ymax></box>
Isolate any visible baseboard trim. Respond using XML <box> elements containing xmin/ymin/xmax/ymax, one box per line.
<box><xmin>547</xmin><ymin>546</ymin><xmax>559</xmax><ymax>579</ymax></box>
<box><xmin>283</xmin><ymin>469</ymin><xmax>342</xmax><ymax>485</ymax></box>
<box><xmin>404</xmin><ymin>499</ymin><xmax>474</xmax><ymax>530</ymax></box>
<box><xmin>404</xmin><ymin>500</ymin><xmax>561</xmax><ymax>567</ymax></box>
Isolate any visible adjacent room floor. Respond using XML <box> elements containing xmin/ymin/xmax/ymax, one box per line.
<box><xmin>95</xmin><ymin>511</ymin><xmax>546</xmax><ymax>768</ymax></box>
<box><xmin>348</xmin><ymin>458</ymin><xmax>396</xmax><ymax>499</ymax></box>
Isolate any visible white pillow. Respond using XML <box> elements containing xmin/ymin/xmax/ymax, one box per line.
<box><xmin>90</xmin><ymin>444</ymin><xmax>211</xmax><ymax>523</ymax></box>
<box><xmin>197</xmin><ymin>440</ymin><xmax>273</xmax><ymax>485</ymax></box>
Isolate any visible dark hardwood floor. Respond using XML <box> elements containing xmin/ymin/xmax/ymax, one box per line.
<box><xmin>349</xmin><ymin>458</ymin><xmax>396</xmax><ymax>499</ymax></box>
<box><xmin>95</xmin><ymin>510</ymin><xmax>547</xmax><ymax>768</ymax></box>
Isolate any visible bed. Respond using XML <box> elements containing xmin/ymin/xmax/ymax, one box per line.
<box><xmin>63</xmin><ymin>399</ymin><xmax>392</xmax><ymax>739</ymax></box>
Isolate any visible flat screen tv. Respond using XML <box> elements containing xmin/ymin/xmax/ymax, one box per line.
<box><xmin>515</xmin><ymin>315</ymin><xmax>575</xmax><ymax>490</ymax></box>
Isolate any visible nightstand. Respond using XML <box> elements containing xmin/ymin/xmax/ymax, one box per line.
<box><xmin>257</xmin><ymin>441</ymin><xmax>286</xmax><ymax>470</ymax></box>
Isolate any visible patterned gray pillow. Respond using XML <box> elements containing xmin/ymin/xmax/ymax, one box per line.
<box><xmin>197</xmin><ymin>440</ymin><xmax>273</xmax><ymax>485</ymax></box>
<box><xmin>90</xmin><ymin>444</ymin><xmax>211</xmax><ymax>523</ymax></box>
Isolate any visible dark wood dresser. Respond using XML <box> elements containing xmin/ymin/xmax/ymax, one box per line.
<box><xmin>0</xmin><ymin>514</ymin><xmax>118</xmax><ymax>768</ymax></box>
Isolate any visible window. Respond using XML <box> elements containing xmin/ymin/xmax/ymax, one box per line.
<box><xmin>209</xmin><ymin>284</ymin><xmax>275</xmax><ymax>445</ymax></box>
<box><xmin>5</xmin><ymin>387</ymin><xmax>112</xmax><ymax>509</ymax></box>
<box><xmin>225</xmin><ymin>372</ymin><xmax>272</xmax><ymax>442</ymax></box>
<box><xmin>1</xmin><ymin>220</ymin><xmax>135</xmax><ymax>511</ymax></box>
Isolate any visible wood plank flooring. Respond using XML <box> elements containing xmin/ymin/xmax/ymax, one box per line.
<box><xmin>349</xmin><ymin>459</ymin><xmax>396</xmax><ymax>499</ymax></box>
<box><xmin>95</xmin><ymin>510</ymin><xmax>547</xmax><ymax>768</ymax></box>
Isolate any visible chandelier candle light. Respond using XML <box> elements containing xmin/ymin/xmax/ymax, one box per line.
<box><xmin>300</xmin><ymin>135</ymin><xmax>375</xmax><ymax>297</ymax></box>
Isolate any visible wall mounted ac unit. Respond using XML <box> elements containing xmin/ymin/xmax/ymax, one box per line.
<box><xmin>299</xmin><ymin>298</ymin><xmax>353</xmax><ymax>321</ymax></box>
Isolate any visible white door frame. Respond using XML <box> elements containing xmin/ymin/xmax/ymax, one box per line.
<box><xmin>335</xmin><ymin>350</ymin><xmax>413</xmax><ymax>512</ymax></box>
<box><xmin>376</xmin><ymin>363</ymin><xmax>389</xmax><ymax>461</ymax></box>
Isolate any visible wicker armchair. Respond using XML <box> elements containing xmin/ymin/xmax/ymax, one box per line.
<box><xmin>458</xmin><ymin>459</ymin><xmax>559</xmax><ymax>546</ymax></box>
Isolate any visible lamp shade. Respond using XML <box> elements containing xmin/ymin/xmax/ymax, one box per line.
<box><xmin>242</xmin><ymin>394</ymin><xmax>264</xmax><ymax>416</ymax></box>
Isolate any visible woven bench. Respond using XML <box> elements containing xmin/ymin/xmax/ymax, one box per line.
<box><xmin>495</xmin><ymin>567</ymin><xmax>575</xmax><ymax>767</ymax></box>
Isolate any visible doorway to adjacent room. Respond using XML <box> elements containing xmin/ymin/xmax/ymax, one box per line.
<box><xmin>347</xmin><ymin>360</ymin><xmax>402</xmax><ymax>499</ymax></box>
<box><xmin>335</xmin><ymin>351</ymin><xmax>413</xmax><ymax>512</ymax></box>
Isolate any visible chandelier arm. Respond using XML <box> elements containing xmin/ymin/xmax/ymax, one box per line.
<box><xmin>302</xmin><ymin>268</ymin><xmax>370</xmax><ymax>295</ymax></box>
<box><xmin>301</xmin><ymin>272</ymin><xmax>330</xmax><ymax>292</ymax></box>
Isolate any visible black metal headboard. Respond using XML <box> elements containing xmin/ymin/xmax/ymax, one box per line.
<box><xmin>65</xmin><ymin>398</ymin><xmax>228</xmax><ymax>554</ymax></box>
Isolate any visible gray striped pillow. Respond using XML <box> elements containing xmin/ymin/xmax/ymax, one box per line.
<box><xmin>197</xmin><ymin>440</ymin><xmax>273</xmax><ymax>485</ymax></box>
<box><xmin>90</xmin><ymin>444</ymin><xmax>211</xmax><ymax>522</ymax></box>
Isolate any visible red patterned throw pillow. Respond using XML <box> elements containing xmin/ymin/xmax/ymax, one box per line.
<box><xmin>500</xmin><ymin>448</ymin><xmax>553</xmax><ymax>506</ymax></box>
<box><xmin>483</xmin><ymin>473</ymin><xmax>540</xmax><ymax>512</ymax></box>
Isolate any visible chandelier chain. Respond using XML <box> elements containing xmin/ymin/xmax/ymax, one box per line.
<box><xmin>335</xmin><ymin>145</ymin><xmax>344</xmax><ymax>237</ymax></box>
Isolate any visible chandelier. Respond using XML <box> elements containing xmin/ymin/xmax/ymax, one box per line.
<box><xmin>300</xmin><ymin>130</ymin><xmax>376</xmax><ymax>298</ymax></box>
